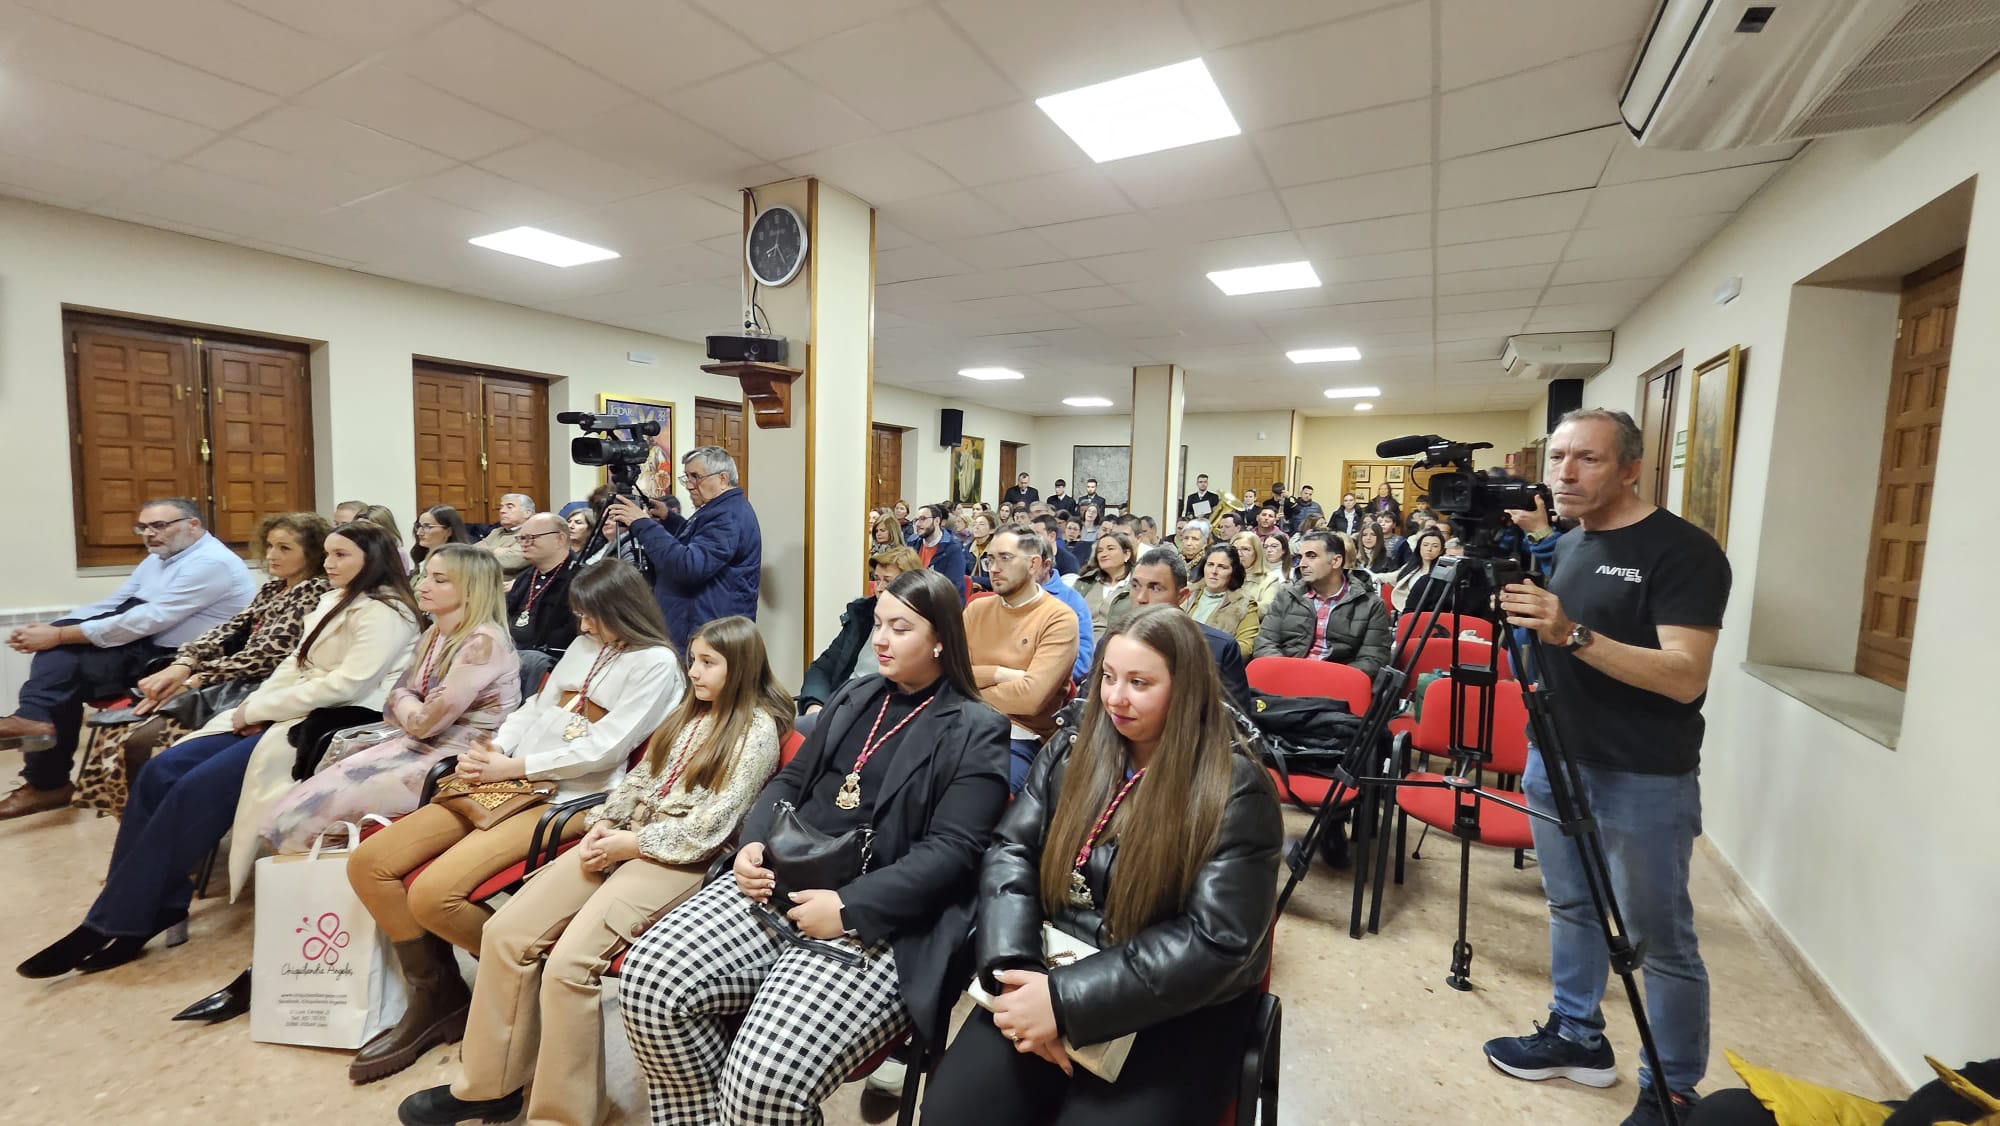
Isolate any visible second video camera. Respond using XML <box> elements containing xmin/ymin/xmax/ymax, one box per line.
<box><xmin>558</xmin><ymin>411</ymin><xmax>661</xmax><ymax>494</ymax></box>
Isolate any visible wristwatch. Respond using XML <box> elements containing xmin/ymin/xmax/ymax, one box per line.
<box><xmin>1563</xmin><ymin>623</ymin><xmax>1594</xmax><ymax>652</ymax></box>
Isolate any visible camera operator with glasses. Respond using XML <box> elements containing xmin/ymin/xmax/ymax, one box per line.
<box><xmin>604</xmin><ymin>446</ymin><xmax>761</xmax><ymax>655</ymax></box>
<box><xmin>1482</xmin><ymin>408</ymin><xmax>1731</xmax><ymax>1126</ymax></box>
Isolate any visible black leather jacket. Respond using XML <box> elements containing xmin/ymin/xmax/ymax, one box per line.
<box><xmin>974</xmin><ymin>701</ymin><xmax>1282</xmax><ymax>1047</ymax></box>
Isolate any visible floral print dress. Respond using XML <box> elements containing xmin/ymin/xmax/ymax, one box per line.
<box><xmin>260</xmin><ymin>622</ymin><xmax>521</xmax><ymax>853</ymax></box>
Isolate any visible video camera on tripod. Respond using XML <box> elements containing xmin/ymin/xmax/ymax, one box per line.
<box><xmin>1374</xmin><ymin>433</ymin><xmax>1549</xmax><ymax>558</ymax></box>
<box><xmin>557</xmin><ymin>410</ymin><xmax>662</xmax><ymax>576</ymax></box>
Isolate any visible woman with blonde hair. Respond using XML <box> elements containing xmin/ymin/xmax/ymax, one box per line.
<box><xmin>344</xmin><ymin>561</ymin><xmax>686</xmax><ymax>1083</ymax></box>
<box><xmin>922</xmin><ymin>608</ymin><xmax>1280</xmax><ymax>1124</ymax></box>
<box><xmin>256</xmin><ymin>544</ymin><xmax>521</xmax><ymax>857</ymax></box>
<box><xmin>1232</xmin><ymin>530</ymin><xmax>1281</xmax><ymax>609</ymax></box>
<box><xmin>394</xmin><ymin>616</ymin><xmax>788</xmax><ymax>1125</ymax></box>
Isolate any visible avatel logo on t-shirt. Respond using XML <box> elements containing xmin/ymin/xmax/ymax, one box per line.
<box><xmin>1594</xmin><ymin>564</ymin><xmax>1644</xmax><ymax>584</ymax></box>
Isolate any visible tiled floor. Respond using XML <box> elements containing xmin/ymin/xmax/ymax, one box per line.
<box><xmin>3</xmin><ymin>746</ymin><xmax>1893</xmax><ymax>1125</ymax></box>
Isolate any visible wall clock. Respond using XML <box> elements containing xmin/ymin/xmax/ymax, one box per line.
<box><xmin>746</xmin><ymin>204</ymin><xmax>808</xmax><ymax>287</ymax></box>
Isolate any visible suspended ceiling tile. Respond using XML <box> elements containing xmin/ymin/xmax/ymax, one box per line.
<box><xmin>784</xmin><ymin>136</ymin><xmax>961</xmax><ymax>205</ymax></box>
<box><xmin>688</xmin><ymin>0</ymin><xmax>929</xmax><ymax>54</ymax></box>
<box><xmin>1437</xmin><ymin>0</ymin><xmax>1650</xmax><ymax>91</ymax></box>
<box><xmin>1251</xmin><ymin>98</ymin><xmax>1430</xmax><ymax>189</ymax></box>
<box><xmin>1436</xmin><ymin>127</ymin><xmax>1619</xmax><ymax>209</ymax></box>
<box><xmin>299</xmin><ymin>64</ymin><xmax>536</xmax><ymax>161</ymax></box>
<box><xmin>1144</xmin><ymin>190</ymin><xmax>1292</xmax><ymax>245</ymax></box>
<box><xmin>1438</xmin><ymin>288</ymin><xmax>1547</xmax><ymax>314</ymax></box>
<box><xmin>977</xmin><ymin>168</ymin><xmax>1133</xmax><ymax>228</ymax></box>
<box><xmin>1435</xmin><ymin>232</ymin><xmax>1571</xmax><ymax>273</ymax></box>
<box><xmin>474</xmin><ymin>136</ymin><xmax>664</xmax><ymax>207</ymax></box>
<box><xmin>1435</xmin><ymin>262</ymin><xmax>1556</xmax><ymax>295</ymax></box>
<box><xmin>1280</xmin><ymin>164</ymin><xmax>1431</xmax><ymax>228</ymax></box>
<box><xmin>940</xmin><ymin>229</ymin><xmax>1069</xmax><ymax>271</ymax></box>
<box><xmin>383</xmin><ymin>12</ymin><xmax>631</xmax><ymax>131</ymax></box>
<box><xmin>1563</xmin><ymin>210</ymin><xmax>1731</xmax><ymax>260</ymax></box>
<box><xmin>234</xmin><ymin>107</ymin><xmax>457</xmax><ymax>183</ymax></box>
<box><xmin>1207</xmin><ymin>2</ymin><xmax>1432</xmax><ymax>130</ymax></box>
<box><xmin>883</xmin><ymin>189</ymin><xmax>1018</xmax><ymax>242</ymax></box>
<box><xmin>1583</xmin><ymin>162</ymin><xmax>1787</xmax><ymax>225</ymax></box>
<box><xmin>1436</xmin><ymin>189</ymin><xmax>1592</xmax><ymax>244</ymax></box>
<box><xmin>0</xmin><ymin>78</ymin><xmax>215</xmax><ymax>162</ymax></box>
<box><xmin>478</xmin><ymin>0</ymin><xmax>762</xmax><ymax>97</ymax></box>
<box><xmin>662</xmin><ymin>61</ymin><xmax>878</xmax><ymax>163</ymax></box>
<box><xmin>556</xmin><ymin>101</ymin><xmax>763</xmax><ymax>189</ymax></box>
<box><xmin>1033</xmin><ymin>212</ymin><xmax>1166</xmax><ymax>258</ymax></box>
<box><xmin>1185</xmin><ymin>0</ymin><xmax>1414</xmax><ymax>50</ymax></box>
<box><xmin>2</xmin><ymin>8</ymin><xmax>277</xmax><ymax>130</ymax></box>
<box><xmin>783</xmin><ymin>6</ymin><xmax>1017</xmax><ymax>132</ymax></box>
<box><xmin>873</xmin><ymin>245</ymin><xmax>975</xmax><ymax>285</ymax></box>
<box><xmin>1600</xmin><ymin>139</ymin><xmax>1805</xmax><ymax>185</ymax></box>
<box><xmin>1098</xmin><ymin>136</ymin><xmax>1273</xmax><ymax>210</ymax></box>
<box><xmin>181</xmin><ymin>137</ymin><xmax>396</xmax><ymax>209</ymax></box>
<box><xmin>892</xmin><ymin>103</ymin><xmax>1092</xmax><ymax>188</ymax></box>
<box><xmin>26</xmin><ymin>0</ymin><xmax>361</xmax><ymax>97</ymax></box>
<box><xmin>1297</xmin><ymin>213</ymin><xmax>1433</xmax><ymax>259</ymax></box>
<box><xmin>939</xmin><ymin>0</ymin><xmax>1199</xmax><ymax>96</ymax></box>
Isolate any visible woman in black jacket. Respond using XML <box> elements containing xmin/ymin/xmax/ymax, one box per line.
<box><xmin>616</xmin><ymin>567</ymin><xmax>1010</xmax><ymax>1125</ymax></box>
<box><xmin>795</xmin><ymin>547</ymin><xmax>922</xmax><ymax>733</ymax></box>
<box><xmin>922</xmin><ymin>606</ymin><xmax>1282</xmax><ymax>1126</ymax></box>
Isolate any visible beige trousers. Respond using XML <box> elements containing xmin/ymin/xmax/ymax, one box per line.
<box><xmin>348</xmin><ymin>801</ymin><xmax>586</xmax><ymax>953</ymax></box>
<box><xmin>454</xmin><ymin>846</ymin><xmax>707</xmax><ymax>1126</ymax></box>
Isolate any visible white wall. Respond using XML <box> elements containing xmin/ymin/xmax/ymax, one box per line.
<box><xmin>1297</xmin><ymin>410</ymin><xmax>1534</xmax><ymax>496</ymax></box>
<box><xmin>1572</xmin><ymin>65</ymin><xmax>2000</xmax><ymax>1082</ymax></box>
<box><xmin>1182</xmin><ymin>410</ymin><xmax>1298</xmax><ymax>498</ymax></box>
<box><xmin>870</xmin><ymin>383</ymin><xmax>1037</xmax><ymax>510</ymax></box>
<box><xmin>0</xmin><ymin>197</ymin><xmax>742</xmax><ymax>611</ymax></box>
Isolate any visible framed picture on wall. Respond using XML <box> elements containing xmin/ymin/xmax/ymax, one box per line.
<box><xmin>1679</xmin><ymin>346</ymin><xmax>1745</xmax><ymax>548</ymax></box>
<box><xmin>951</xmin><ymin>435</ymin><xmax>985</xmax><ymax>505</ymax></box>
<box><xmin>1385</xmin><ymin>465</ymin><xmax>1403</xmax><ymax>483</ymax></box>
<box><xmin>596</xmin><ymin>394</ymin><xmax>674</xmax><ymax>493</ymax></box>
<box><xmin>1350</xmin><ymin>464</ymin><xmax>1370</xmax><ymax>484</ymax></box>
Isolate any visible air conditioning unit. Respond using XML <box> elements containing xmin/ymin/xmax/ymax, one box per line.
<box><xmin>1501</xmin><ymin>332</ymin><xmax>1614</xmax><ymax>381</ymax></box>
<box><xmin>1621</xmin><ymin>0</ymin><xmax>2000</xmax><ymax>151</ymax></box>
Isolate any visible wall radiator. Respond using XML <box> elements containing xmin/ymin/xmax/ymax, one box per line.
<box><xmin>0</xmin><ymin>608</ymin><xmax>72</xmax><ymax>715</ymax></box>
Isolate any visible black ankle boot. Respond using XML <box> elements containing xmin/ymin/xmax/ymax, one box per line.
<box><xmin>75</xmin><ymin>909</ymin><xmax>188</xmax><ymax>973</ymax></box>
<box><xmin>397</xmin><ymin>1085</ymin><xmax>523</xmax><ymax>1126</ymax></box>
<box><xmin>17</xmin><ymin>924</ymin><xmax>111</xmax><ymax>978</ymax></box>
<box><xmin>173</xmin><ymin>968</ymin><xmax>252</xmax><ymax>1023</ymax></box>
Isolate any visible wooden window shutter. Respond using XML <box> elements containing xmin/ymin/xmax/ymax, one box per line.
<box><xmin>205</xmin><ymin>343</ymin><xmax>314</xmax><ymax>545</ymax></box>
<box><xmin>69</xmin><ymin>326</ymin><xmax>201</xmax><ymax>565</ymax></box>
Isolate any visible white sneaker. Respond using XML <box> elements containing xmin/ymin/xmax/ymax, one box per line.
<box><xmin>864</xmin><ymin>1057</ymin><xmax>907</xmax><ymax>1095</ymax></box>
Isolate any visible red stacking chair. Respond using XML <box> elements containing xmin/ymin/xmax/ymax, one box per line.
<box><xmin>1245</xmin><ymin>657</ymin><xmax>1369</xmax><ymax>813</ymax></box>
<box><xmin>1356</xmin><ymin>678</ymin><xmax>1535</xmax><ymax>970</ymax></box>
<box><xmin>1392</xmin><ymin>612</ymin><xmax>1493</xmax><ymax>651</ymax></box>
<box><xmin>1401</xmin><ymin>635</ymin><xmax>1511</xmax><ymax>693</ymax></box>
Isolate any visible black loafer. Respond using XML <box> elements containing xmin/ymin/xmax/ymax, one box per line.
<box><xmin>17</xmin><ymin>924</ymin><xmax>111</xmax><ymax>979</ymax></box>
<box><xmin>397</xmin><ymin>1085</ymin><xmax>524</xmax><ymax>1126</ymax></box>
<box><xmin>173</xmin><ymin>968</ymin><xmax>251</xmax><ymax>1023</ymax></box>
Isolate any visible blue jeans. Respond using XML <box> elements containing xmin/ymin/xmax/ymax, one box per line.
<box><xmin>1522</xmin><ymin>750</ymin><xmax>1708</xmax><ymax>1093</ymax></box>
<box><xmin>1007</xmin><ymin>738</ymin><xmax>1040</xmax><ymax>795</ymax></box>
<box><xmin>84</xmin><ymin>732</ymin><xmax>258</xmax><ymax>936</ymax></box>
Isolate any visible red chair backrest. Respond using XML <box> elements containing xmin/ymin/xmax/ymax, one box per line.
<box><xmin>1394</xmin><ymin>612</ymin><xmax>1493</xmax><ymax>649</ymax></box>
<box><xmin>1404</xmin><ymin>635</ymin><xmax>1511</xmax><ymax>685</ymax></box>
<box><xmin>779</xmin><ymin>729</ymin><xmax>805</xmax><ymax>768</ymax></box>
<box><xmin>1410</xmin><ymin>677</ymin><xmax>1529</xmax><ymax>774</ymax></box>
<box><xmin>1246</xmin><ymin>656</ymin><xmax>1371</xmax><ymax>715</ymax></box>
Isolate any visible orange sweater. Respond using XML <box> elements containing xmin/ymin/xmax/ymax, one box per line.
<box><xmin>965</xmin><ymin>590</ymin><xmax>1078</xmax><ymax>739</ymax></box>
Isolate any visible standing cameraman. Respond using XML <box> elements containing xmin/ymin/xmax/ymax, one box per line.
<box><xmin>1485</xmin><ymin>409</ymin><xmax>1730</xmax><ymax>1126</ymax></box>
<box><xmin>605</xmin><ymin>446</ymin><xmax>760</xmax><ymax>654</ymax></box>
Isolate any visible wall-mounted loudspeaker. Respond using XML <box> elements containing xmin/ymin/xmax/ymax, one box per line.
<box><xmin>1546</xmin><ymin>379</ymin><xmax>1584</xmax><ymax>434</ymax></box>
<box><xmin>939</xmin><ymin>408</ymin><xmax>964</xmax><ymax>448</ymax></box>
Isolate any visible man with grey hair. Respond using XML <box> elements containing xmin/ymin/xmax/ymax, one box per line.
<box><xmin>606</xmin><ymin>446</ymin><xmax>761</xmax><ymax>652</ymax></box>
<box><xmin>0</xmin><ymin>498</ymin><xmax>256</xmax><ymax>818</ymax></box>
<box><xmin>963</xmin><ymin>524</ymin><xmax>1077</xmax><ymax>792</ymax></box>
<box><xmin>476</xmin><ymin>492</ymin><xmax>535</xmax><ymax>580</ymax></box>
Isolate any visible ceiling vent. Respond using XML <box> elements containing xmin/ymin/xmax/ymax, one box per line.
<box><xmin>1621</xmin><ymin>0</ymin><xmax>2000</xmax><ymax>151</ymax></box>
<box><xmin>1501</xmin><ymin>332</ymin><xmax>1614</xmax><ymax>381</ymax></box>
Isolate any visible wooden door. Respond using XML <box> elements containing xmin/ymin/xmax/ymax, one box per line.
<box><xmin>870</xmin><ymin>423</ymin><xmax>903</xmax><ymax>511</ymax></box>
<box><xmin>999</xmin><ymin>441</ymin><xmax>1022</xmax><ymax>496</ymax></box>
<box><xmin>1857</xmin><ymin>256</ymin><xmax>1958</xmax><ymax>689</ymax></box>
<box><xmin>68</xmin><ymin>325</ymin><xmax>201</xmax><ymax>565</ymax></box>
<box><xmin>206</xmin><ymin>343</ymin><xmax>312</xmax><ymax>545</ymax></box>
<box><xmin>1637</xmin><ymin>358</ymin><xmax>1680</xmax><ymax>505</ymax></box>
<box><xmin>482</xmin><ymin>375</ymin><xmax>547</xmax><ymax>509</ymax></box>
<box><xmin>695</xmin><ymin>398</ymin><xmax>747</xmax><ymax>487</ymax></box>
<box><xmin>1232</xmin><ymin>456</ymin><xmax>1285</xmax><ymax>504</ymax></box>
<box><xmin>414</xmin><ymin>368</ymin><xmax>483</xmax><ymax>518</ymax></box>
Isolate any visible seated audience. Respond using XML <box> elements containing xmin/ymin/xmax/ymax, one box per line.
<box><xmin>1393</xmin><ymin>528</ymin><xmax>1450</xmax><ymax>616</ymax></box>
<box><xmin>1076</xmin><ymin>479</ymin><xmax>1108</xmax><ymax>523</ymax></box>
<box><xmin>1004</xmin><ymin>471</ymin><xmax>1039</xmax><ymax>506</ymax></box>
<box><xmin>1132</xmin><ymin>515</ymin><xmax>1160</xmax><ymax>548</ymax></box>
<box><xmin>1263</xmin><ymin>531</ymin><xmax>1298</xmax><ymax>587</ymax></box>
<box><xmin>0</xmin><ymin>497</ymin><xmax>258</xmax><ymax>820</ymax></box>
<box><xmin>890</xmin><ymin>499</ymin><xmax>913</xmax><ymax>540</ymax></box>
<box><xmin>1213</xmin><ymin>509</ymin><xmax>1244</xmax><ymax>544</ymax></box>
<box><xmin>358</xmin><ymin>504</ymin><xmax>413</xmax><ymax>574</ymax></box>
<box><xmin>1032</xmin><ymin>534</ymin><xmax>1095</xmax><ymax>685</ymax></box>
<box><xmin>1127</xmin><ymin>548</ymin><xmax>1253</xmax><ymax>714</ymax></box>
<box><xmin>255</xmin><ymin>545</ymin><xmax>521</xmax><ymax>861</ymax></box>
<box><xmin>906</xmin><ymin>502</ymin><xmax>969</xmax><ymax>595</ymax></box>
<box><xmin>1252</xmin><ymin>531</ymin><xmax>1393</xmax><ymax>678</ymax></box>
<box><xmin>1353</xmin><ymin>525</ymin><xmax>1395</xmax><ymax>574</ymax></box>
<box><xmin>1234</xmin><ymin>530</ymin><xmax>1283</xmax><ymax>609</ymax></box>
<box><xmin>1368</xmin><ymin>482</ymin><xmax>1402</xmax><ymax>527</ymax></box>
<box><xmin>334</xmin><ymin>500</ymin><xmax>369</xmax><ymax>524</ymax></box>
<box><xmin>966</xmin><ymin>525</ymin><xmax>1080</xmax><ymax>792</ymax></box>
<box><xmin>1177</xmin><ymin>521</ymin><xmax>1210</xmax><ymax>567</ymax></box>
<box><xmin>1328</xmin><ymin>492</ymin><xmax>1367</xmax><ymax>536</ymax></box>
<box><xmin>1189</xmin><ymin>544</ymin><xmax>1263</xmax><ymax>659</ymax></box>
<box><xmin>1404</xmin><ymin>497</ymin><xmax>1437</xmax><ymax>536</ymax></box>
<box><xmin>386</xmin><ymin>619</ymin><xmax>781</xmax><ymax>1122</ymax></box>
<box><xmin>871</xmin><ymin>512</ymin><xmax>903</xmax><ymax>552</ymax></box>
<box><xmin>1046</xmin><ymin>478</ymin><xmax>1078</xmax><ymax>517</ymax></box>
<box><xmin>563</xmin><ymin>504</ymin><xmax>593</xmax><ymax>554</ymax></box>
<box><xmin>72</xmin><ymin>513</ymin><xmax>332</xmax><ymax>816</ymax></box>
<box><xmin>581</xmin><ymin>483</ymin><xmax>661</xmax><ymax>569</ymax></box>
<box><xmin>477</xmin><ymin>493</ymin><xmax>536</xmax><ymax>580</ymax></box>
<box><xmin>1376</xmin><ymin>512</ymin><xmax>1410</xmax><ymax>568</ymax></box>
<box><xmin>504</xmin><ymin>512</ymin><xmax>579</xmax><ymax>694</ymax></box>
<box><xmin>1031</xmin><ymin>511</ymin><xmax>1081</xmax><ymax>578</ymax></box>
<box><xmin>1065</xmin><ymin>517</ymin><xmax>1083</xmax><ymax>548</ymax></box>
<box><xmin>968</xmin><ymin>512</ymin><xmax>997</xmax><ymax>590</ymax></box>
<box><xmin>1072</xmin><ymin>532</ymin><xmax>1138</xmax><ymax>641</ymax></box>
<box><xmin>607</xmin><ymin>446</ymin><xmax>761</xmax><ymax>652</ymax></box>
<box><xmin>616</xmin><ymin>568</ymin><xmax>1009</xmax><ymax>1125</ymax></box>
<box><xmin>16</xmin><ymin>522</ymin><xmax>420</xmax><ymax>979</ymax></box>
<box><xmin>1077</xmin><ymin>505</ymin><xmax>1103</xmax><ymax>545</ymax></box>
<box><xmin>413</xmin><ymin>505</ymin><xmax>473</xmax><ymax>569</ymax></box>
<box><xmin>1252</xmin><ymin>505</ymin><xmax>1282</xmax><ymax>540</ymax></box>
<box><xmin>1291</xmin><ymin>484</ymin><xmax>1324</xmax><ymax>533</ymax></box>
<box><xmin>797</xmin><ymin>547</ymin><xmax>923</xmax><ymax>732</ymax></box>
<box><xmin>922</xmin><ymin>608</ymin><xmax>1281</xmax><ymax>1125</ymax></box>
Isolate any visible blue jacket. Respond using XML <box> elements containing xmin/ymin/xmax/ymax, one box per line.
<box><xmin>1042</xmin><ymin>576</ymin><xmax>1095</xmax><ymax>683</ymax></box>
<box><xmin>908</xmin><ymin>532</ymin><xmax>969</xmax><ymax>599</ymax></box>
<box><xmin>630</xmin><ymin>487</ymin><xmax>762</xmax><ymax>650</ymax></box>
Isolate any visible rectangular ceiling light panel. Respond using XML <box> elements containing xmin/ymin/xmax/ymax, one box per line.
<box><xmin>1037</xmin><ymin>58</ymin><xmax>1241</xmax><ymax>163</ymax></box>
<box><xmin>1287</xmin><ymin>346</ymin><xmax>1362</xmax><ymax>363</ymax></box>
<box><xmin>1207</xmin><ymin>260</ymin><xmax>1320</xmax><ymax>295</ymax></box>
<box><xmin>960</xmin><ymin>367</ymin><xmax>1026</xmax><ymax>381</ymax></box>
<box><xmin>469</xmin><ymin>226</ymin><xmax>620</xmax><ymax>267</ymax></box>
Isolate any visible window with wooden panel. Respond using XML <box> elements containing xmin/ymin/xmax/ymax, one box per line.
<box><xmin>412</xmin><ymin>363</ymin><xmax>550</xmax><ymax>524</ymax></box>
<box><xmin>1856</xmin><ymin>253</ymin><xmax>1958</xmax><ymax>690</ymax></box>
<box><xmin>64</xmin><ymin>313</ymin><xmax>313</xmax><ymax>567</ymax></box>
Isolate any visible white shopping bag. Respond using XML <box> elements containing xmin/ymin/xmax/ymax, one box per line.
<box><xmin>250</xmin><ymin>817</ymin><xmax>408</xmax><ymax>1049</ymax></box>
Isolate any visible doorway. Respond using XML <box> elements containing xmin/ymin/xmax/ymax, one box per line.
<box><xmin>870</xmin><ymin>423</ymin><xmax>905</xmax><ymax>511</ymax></box>
<box><xmin>999</xmin><ymin>441</ymin><xmax>1025</xmax><ymax>498</ymax></box>
<box><xmin>695</xmin><ymin>398</ymin><xmax>748</xmax><ymax>487</ymax></box>
<box><xmin>1231</xmin><ymin>456</ymin><xmax>1285</xmax><ymax>504</ymax></box>
<box><xmin>1635</xmin><ymin>353</ymin><xmax>1682</xmax><ymax>506</ymax></box>
<box><xmin>412</xmin><ymin>364</ymin><xmax>549</xmax><ymax>524</ymax></box>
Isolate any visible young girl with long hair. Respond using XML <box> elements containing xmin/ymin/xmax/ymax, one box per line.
<box><xmin>395</xmin><ymin>615</ymin><xmax>791</xmax><ymax>1125</ymax></box>
<box><xmin>343</xmin><ymin>561</ymin><xmax>688</xmax><ymax>1083</ymax></box>
<box><xmin>617</xmin><ymin>568</ymin><xmax>1010</xmax><ymax>1124</ymax></box>
<box><xmin>256</xmin><ymin>545</ymin><xmax>520</xmax><ymax>857</ymax></box>
<box><xmin>1354</xmin><ymin>524</ymin><xmax>1394</xmax><ymax>574</ymax></box>
<box><xmin>18</xmin><ymin>522</ymin><xmax>420</xmax><ymax>979</ymax></box>
<box><xmin>1394</xmin><ymin>528</ymin><xmax>1450</xmax><ymax>615</ymax></box>
<box><xmin>923</xmin><ymin>607</ymin><xmax>1282</xmax><ymax>1124</ymax></box>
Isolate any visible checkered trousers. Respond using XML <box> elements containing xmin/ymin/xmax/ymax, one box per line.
<box><xmin>617</xmin><ymin>878</ymin><xmax>912</xmax><ymax>1125</ymax></box>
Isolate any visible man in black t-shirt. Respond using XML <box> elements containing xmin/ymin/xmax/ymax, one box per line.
<box><xmin>1483</xmin><ymin>409</ymin><xmax>1730</xmax><ymax>1126</ymax></box>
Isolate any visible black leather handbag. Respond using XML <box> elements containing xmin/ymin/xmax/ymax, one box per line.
<box><xmin>754</xmin><ymin>801</ymin><xmax>873</xmax><ymax>966</ymax></box>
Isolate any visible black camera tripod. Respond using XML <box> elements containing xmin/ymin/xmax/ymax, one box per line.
<box><xmin>571</xmin><ymin>466</ymin><xmax>658</xmax><ymax>583</ymax></box>
<box><xmin>1273</xmin><ymin>553</ymin><xmax>1682</xmax><ymax>1126</ymax></box>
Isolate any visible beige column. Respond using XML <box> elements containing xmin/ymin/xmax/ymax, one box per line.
<box><xmin>735</xmin><ymin>178</ymin><xmax>875</xmax><ymax>685</ymax></box>
<box><xmin>1127</xmin><ymin>364</ymin><xmax>1185</xmax><ymax>525</ymax></box>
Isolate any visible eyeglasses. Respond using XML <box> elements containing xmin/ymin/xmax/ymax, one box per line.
<box><xmin>680</xmin><ymin>469</ymin><xmax>723</xmax><ymax>486</ymax></box>
<box><xmin>134</xmin><ymin>517</ymin><xmax>193</xmax><ymax>535</ymax></box>
<box><xmin>516</xmin><ymin>531</ymin><xmax>563</xmax><ymax>546</ymax></box>
<box><xmin>414</xmin><ymin>522</ymin><xmax>442</xmax><ymax>533</ymax></box>
<box><xmin>982</xmin><ymin>552</ymin><xmax>1026</xmax><ymax>567</ymax></box>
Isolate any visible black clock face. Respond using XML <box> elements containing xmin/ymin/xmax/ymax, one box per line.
<box><xmin>747</xmin><ymin>206</ymin><xmax>807</xmax><ymax>286</ymax></box>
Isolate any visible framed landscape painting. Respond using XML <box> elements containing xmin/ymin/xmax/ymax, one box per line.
<box><xmin>1679</xmin><ymin>346</ymin><xmax>1743</xmax><ymax>548</ymax></box>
